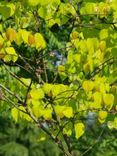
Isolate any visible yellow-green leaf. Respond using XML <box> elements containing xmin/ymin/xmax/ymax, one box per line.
<box><xmin>30</xmin><ymin>88</ymin><xmax>44</xmax><ymax>100</ymax></box>
<box><xmin>98</xmin><ymin>110</ymin><xmax>107</xmax><ymax>123</ymax></box>
<box><xmin>43</xmin><ymin>83</ymin><xmax>53</xmax><ymax>96</ymax></box>
<box><xmin>63</xmin><ymin>107</ymin><xmax>73</xmax><ymax>118</ymax></box>
<box><xmin>74</xmin><ymin>123</ymin><xmax>85</xmax><ymax>139</ymax></box>
<box><xmin>55</xmin><ymin>105</ymin><xmax>65</xmax><ymax>118</ymax></box>
<box><xmin>93</xmin><ymin>92</ymin><xmax>102</xmax><ymax>108</ymax></box>
<box><xmin>99</xmin><ymin>29</ymin><xmax>108</xmax><ymax>40</ymax></box>
<box><xmin>34</xmin><ymin>33</ymin><xmax>46</xmax><ymax>49</ymax></box>
<box><xmin>27</xmin><ymin>0</ymin><xmax>40</xmax><ymax>6</ymax></box>
<box><xmin>32</xmin><ymin>104</ymin><xmax>43</xmax><ymax>118</ymax></box>
<box><xmin>3</xmin><ymin>47</ymin><xmax>18</xmax><ymax>62</ymax></box>
<box><xmin>82</xmin><ymin>80</ymin><xmax>94</xmax><ymax>92</ymax></box>
<box><xmin>43</xmin><ymin>109</ymin><xmax>52</xmax><ymax>120</ymax></box>
<box><xmin>11</xmin><ymin>107</ymin><xmax>19</xmax><ymax>122</ymax></box>
<box><xmin>103</xmin><ymin>93</ymin><xmax>114</xmax><ymax>109</ymax></box>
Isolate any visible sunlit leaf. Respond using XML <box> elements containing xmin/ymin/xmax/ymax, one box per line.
<box><xmin>74</xmin><ymin>123</ymin><xmax>85</xmax><ymax>139</ymax></box>
<box><xmin>3</xmin><ymin>47</ymin><xmax>18</xmax><ymax>62</ymax></box>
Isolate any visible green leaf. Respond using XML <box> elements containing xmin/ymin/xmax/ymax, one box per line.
<box><xmin>0</xmin><ymin>3</ymin><xmax>15</xmax><ymax>19</ymax></box>
<box><xmin>0</xmin><ymin>6</ymin><xmax>11</xmax><ymax>19</ymax></box>
<box><xmin>111</xmin><ymin>48</ymin><xmax>117</xmax><ymax>58</ymax></box>
<box><xmin>0</xmin><ymin>142</ymin><xmax>28</xmax><ymax>156</ymax></box>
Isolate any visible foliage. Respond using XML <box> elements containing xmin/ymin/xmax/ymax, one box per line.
<box><xmin>0</xmin><ymin>0</ymin><xmax>117</xmax><ymax>155</ymax></box>
<box><xmin>0</xmin><ymin>114</ymin><xmax>60</xmax><ymax>156</ymax></box>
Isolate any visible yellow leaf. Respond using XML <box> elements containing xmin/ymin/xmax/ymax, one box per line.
<box><xmin>32</xmin><ymin>104</ymin><xmax>43</xmax><ymax>118</ymax></box>
<box><xmin>3</xmin><ymin>47</ymin><xmax>18</xmax><ymax>62</ymax></box>
<box><xmin>55</xmin><ymin>105</ymin><xmax>65</xmax><ymax>118</ymax></box>
<box><xmin>11</xmin><ymin>106</ymin><xmax>32</xmax><ymax>121</ymax></box>
<box><xmin>34</xmin><ymin>33</ymin><xmax>46</xmax><ymax>49</ymax></box>
<box><xmin>15</xmin><ymin>30</ymin><xmax>23</xmax><ymax>45</ymax></box>
<box><xmin>52</xmin><ymin>85</ymin><xmax>61</xmax><ymax>97</ymax></box>
<box><xmin>59</xmin><ymin>3</ymin><xmax>76</xmax><ymax>16</ymax></box>
<box><xmin>31</xmin><ymin>99</ymin><xmax>42</xmax><ymax>106</ymax></box>
<box><xmin>11</xmin><ymin>107</ymin><xmax>19</xmax><ymax>122</ymax></box>
<box><xmin>83</xmin><ymin>59</ymin><xmax>93</xmax><ymax>73</ymax></box>
<box><xmin>20</xmin><ymin>29</ymin><xmax>30</xmax><ymax>44</ymax></box>
<box><xmin>70</xmin><ymin>31</ymin><xmax>79</xmax><ymax>40</ymax></box>
<box><xmin>58</xmin><ymin>65</ymin><xmax>65</xmax><ymax>73</ymax></box>
<box><xmin>19</xmin><ymin>78</ymin><xmax>31</xmax><ymax>87</ymax></box>
<box><xmin>107</xmin><ymin>121</ymin><xmax>114</xmax><ymax>129</ymax></box>
<box><xmin>98</xmin><ymin>110</ymin><xmax>107</xmax><ymax>123</ymax></box>
<box><xmin>28</xmin><ymin>34</ymin><xmax>35</xmax><ymax>46</ymax></box>
<box><xmin>6</xmin><ymin>27</ymin><xmax>17</xmax><ymax>42</ymax></box>
<box><xmin>30</xmin><ymin>88</ymin><xmax>44</xmax><ymax>100</ymax></box>
<box><xmin>103</xmin><ymin>93</ymin><xmax>114</xmax><ymax>109</ymax></box>
<box><xmin>93</xmin><ymin>92</ymin><xmax>102</xmax><ymax>108</ymax></box>
<box><xmin>43</xmin><ymin>83</ymin><xmax>53</xmax><ymax>96</ymax></box>
<box><xmin>0</xmin><ymin>49</ymin><xmax>5</xmax><ymax>59</ymax></box>
<box><xmin>99</xmin><ymin>83</ymin><xmax>106</xmax><ymax>94</ymax></box>
<box><xmin>82</xmin><ymin>80</ymin><xmax>94</xmax><ymax>92</ymax></box>
<box><xmin>43</xmin><ymin>109</ymin><xmax>52</xmax><ymax>120</ymax></box>
<box><xmin>63</xmin><ymin>107</ymin><xmax>73</xmax><ymax>118</ymax></box>
<box><xmin>74</xmin><ymin>123</ymin><xmax>85</xmax><ymax>139</ymax></box>
<box><xmin>63</xmin><ymin>128</ymin><xmax>72</xmax><ymax>136</ymax></box>
<box><xmin>73</xmin><ymin>54</ymin><xmax>81</xmax><ymax>63</ymax></box>
<box><xmin>107</xmin><ymin>117</ymin><xmax>117</xmax><ymax>129</ymax></box>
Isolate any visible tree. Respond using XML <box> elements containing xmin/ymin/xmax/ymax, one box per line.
<box><xmin>0</xmin><ymin>0</ymin><xmax>117</xmax><ymax>155</ymax></box>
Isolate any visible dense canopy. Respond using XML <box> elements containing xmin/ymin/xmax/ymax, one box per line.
<box><xmin>0</xmin><ymin>0</ymin><xmax>117</xmax><ymax>155</ymax></box>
